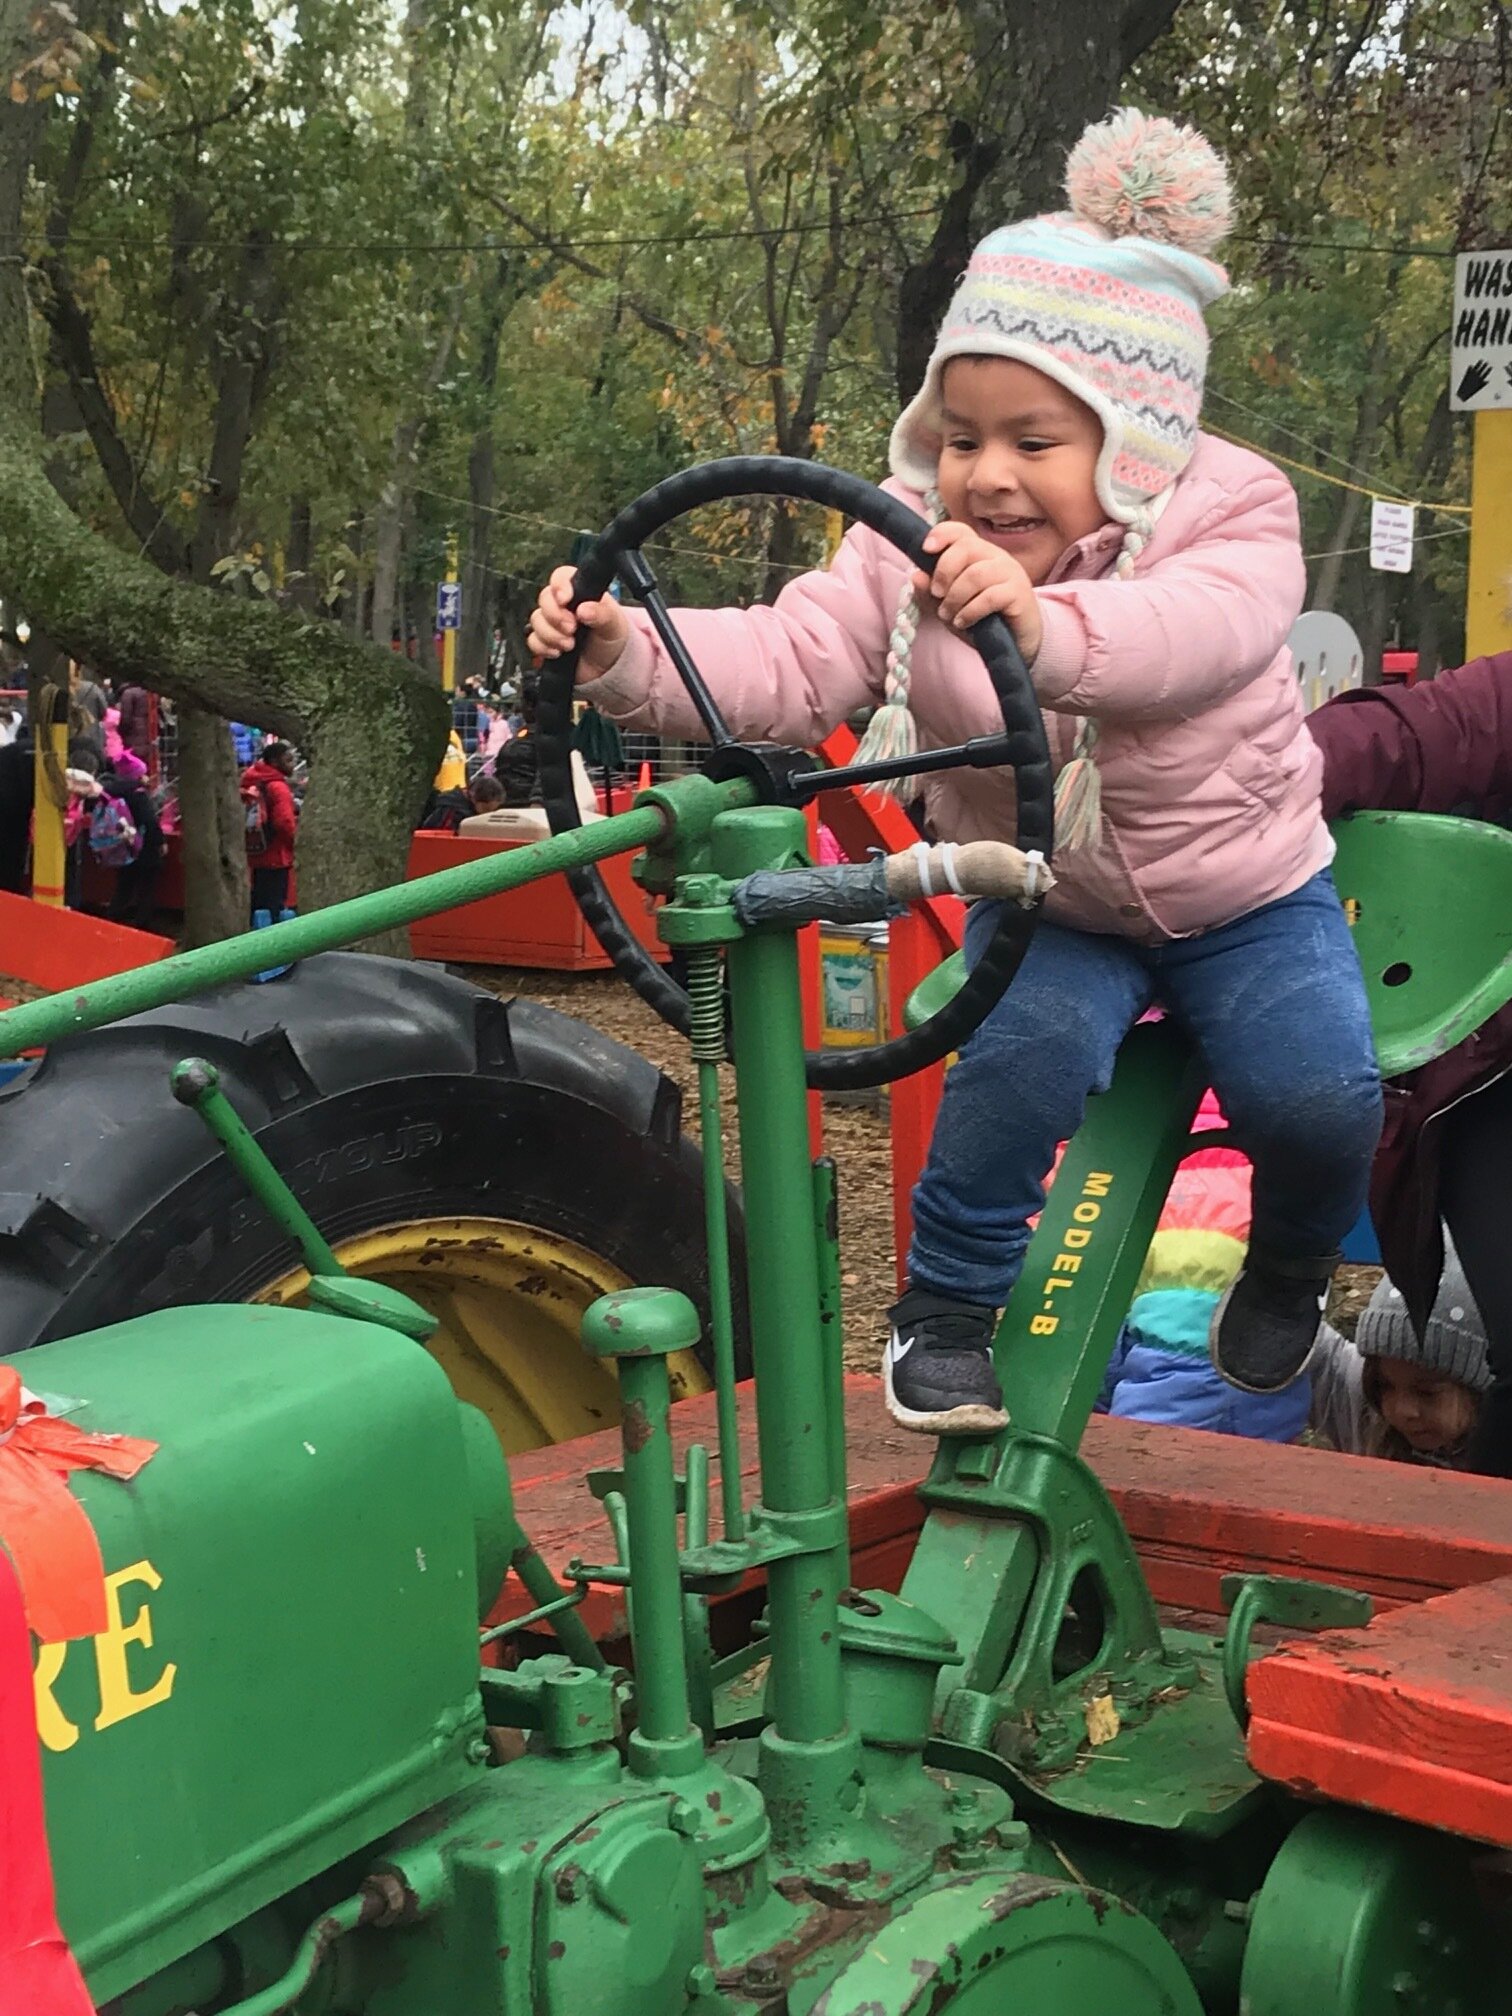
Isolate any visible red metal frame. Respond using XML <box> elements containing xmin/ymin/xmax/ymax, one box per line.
<box><xmin>814</xmin><ymin>729</ymin><xmax>961</xmax><ymax>1287</ymax></box>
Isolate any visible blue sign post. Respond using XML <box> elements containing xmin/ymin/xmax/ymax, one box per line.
<box><xmin>436</xmin><ymin>581</ymin><xmax>462</xmax><ymax>631</ymax></box>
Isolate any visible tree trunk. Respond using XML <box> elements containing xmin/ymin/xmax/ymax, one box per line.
<box><xmin>1311</xmin><ymin>331</ymin><xmax>1387</xmax><ymax>612</ymax></box>
<box><xmin>368</xmin><ymin>420</ymin><xmax>415</xmax><ymax>646</ymax></box>
<box><xmin>460</xmin><ymin>253</ymin><xmax>511</xmax><ymax>686</ymax></box>
<box><xmin>176</xmin><ymin>704</ymin><xmax>246</xmax><ymax>945</ymax></box>
<box><xmin>0</xmin><ymin>0</ymin><xmax>447</xmax><ymax>927</ymax></box>
<box><xmin>286</xmin><ymin>494</ymin><xmax>315</xmax><ymax>612</ymax></box>
<box><xmin>895</xmin><ymin>1</ymin><xmax>1183</xmax><ymax>400</ymax></box>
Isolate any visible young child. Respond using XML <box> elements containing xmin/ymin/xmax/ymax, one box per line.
<box><xmin>1311</xmin><ymin>1249</ymin><xmax>1490</xmax><ymax>1468</ymax></box>
<box><xmin>530</xmin><ymin>109</ymin><xmax>1383</xmax><ymax>1434</ymax></box>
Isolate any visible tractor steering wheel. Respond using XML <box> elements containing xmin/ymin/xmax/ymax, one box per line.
<box><xmin>537</xmin><ymin>457</ymin><xmax>1054</xmax><ymax>1092</ymax></box>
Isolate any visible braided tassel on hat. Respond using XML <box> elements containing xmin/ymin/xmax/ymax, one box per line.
<box><xmin>1053</xmin><ymin>720</ymin><xmax>1102</xmax><ymax>853</ymax></box>
<box><xmin>852</xmin><ymin>489</ymin><xmax>945</xmax><ymax>799</ymax></box>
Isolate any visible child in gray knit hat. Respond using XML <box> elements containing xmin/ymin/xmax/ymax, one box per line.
<box><xmin>1311</xmin><ymin>1239</ymin><xmax>1491</xmax><ymax>1467</ymax></box>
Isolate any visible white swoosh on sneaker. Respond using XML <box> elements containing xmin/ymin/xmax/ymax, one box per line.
<box><xmin>888</xmin><ymin>1334</ymin><xmax>916</xmax><ymax>1364</ymax></box>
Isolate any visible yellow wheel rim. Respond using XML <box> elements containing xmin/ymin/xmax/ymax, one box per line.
<box><xmin>255</xmin><ymin>1216</ymin><xmax>712</xmax><ymax>1454</ymax></box>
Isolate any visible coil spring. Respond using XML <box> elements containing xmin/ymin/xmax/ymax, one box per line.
<box><xmin>686</xmin><ymin>947</ymin><xmax>726</xmax><ymax>1064</ymax></box>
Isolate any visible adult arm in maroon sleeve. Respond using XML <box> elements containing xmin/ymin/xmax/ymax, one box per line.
<box><xmin>1306</xmin><ymin>650</ymin><xmax>1512</xmax><ymax>822</ymax></box>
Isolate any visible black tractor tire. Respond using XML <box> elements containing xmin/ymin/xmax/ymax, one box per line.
<box><xmin>0</xmin><ymin>952</ymin><xmax>747</xmax><ymax>1394</ymax></box>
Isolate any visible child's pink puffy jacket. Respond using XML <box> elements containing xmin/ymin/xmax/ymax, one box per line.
<box><xmin>580</xmin><ymin>432</ymin><xmax>1330</xmax><ymax>940</ymax></box>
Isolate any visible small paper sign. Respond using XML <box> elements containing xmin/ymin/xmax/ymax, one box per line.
<box><xmin>1369</xmin><ymin>499</ymin><xmax>1415</xmax><ymax>574</ymax></box>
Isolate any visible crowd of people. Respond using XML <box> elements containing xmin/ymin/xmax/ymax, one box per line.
<box><xmin>0</xmin><ymin>658</ymin><xmax>307</xmax><ymax>927</ymax></box>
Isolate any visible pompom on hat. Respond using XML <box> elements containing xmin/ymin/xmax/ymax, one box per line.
<box><xmin>889</xmin><ymin>107</ymin><xmax>1233</xmax><ymax>531</ymax></box>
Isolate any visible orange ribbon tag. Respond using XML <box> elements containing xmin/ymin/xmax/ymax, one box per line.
<box><xmin>0</xmin><ymin>1366</ymin><xmax>158</xmax><ymax>1645</ymax></box>
<box><xmin>0</xmin><ymin>1545</ymin><xmax>94</xmax><ymax>2014</ymax></box>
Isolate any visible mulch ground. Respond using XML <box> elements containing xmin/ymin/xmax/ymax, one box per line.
<box><xmin>0</xmin><ymin>975</ymin><xmax>47</xmax><ymax>1003</ymax></box>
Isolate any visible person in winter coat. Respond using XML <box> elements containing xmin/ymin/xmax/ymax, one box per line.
<box><xmin>240</xmin><ymin>741</ymin><xmax>299</xmax><ymax>920</ymax></box>
<box><xmin>530</xmin><ymin>109</ymin><xmax>1382</xmax><ymax>1435</ymax></box>
<box><xmin>1311</xmin><ymin>1244</ymin><xmax>1491</xmax><ymax>1469</ymax></box>
<box><xmin>94</xmin><ymin>749</ymin><xmax>162</xmax><ymax>929</ymax></box>
<box><xmin>115</xmin><ymin>683</ymin><xmax>153</xmax><ymax>763</ymax></box>
<box><xmin>1308</xmin><ymin>646</ymin><xmax>1512</xmax><ymax>1476</ymax></box>
<box><xmin>0</xmin><ymin>722</ymin><xmax>33</xmax><ymax>894</ymax></box>
<box><xmin>68</xmin><ymin>663</ymin><xmax>107</xmax><ymax>762</ymax></box>
<box><xmin>1098</xmin><ymin>1091</ymin><xmax>1314</xmax><ymax>1440</ymax></box>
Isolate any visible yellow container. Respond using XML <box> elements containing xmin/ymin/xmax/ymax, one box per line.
<box><xmin>818</xmin><ymin>929</ymin><xmax>889</xmax><ymax>1049</ymax></box>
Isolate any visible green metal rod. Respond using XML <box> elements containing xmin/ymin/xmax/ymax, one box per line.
<box><xmin>213</xmin><ymin>1891</ymin><xmax>371</xmax><ymax>2016</ymax></box>
<box><xmin>0</xmin><ymin>791</ymin><xmax>737</xmax><ymax>1058</ymax></box>
<box><xmin>170</xmin><ymin>1058</ymin><xmax>343</xmax><ymax>1277</ymax></box>
<box><xmin>617</xmin><ymin>1354</ymin><xmax>700</xmax><ymax>1777</ymax></box>
<box><xmin>721</xmin><ymin>888</ymin><xmax>847</xmax><ymax>1747</ymax></box>
<box><xmin>491</xmin><ymin>1441</ymin><xmax>606</xmax><ymax>1671</ymax></box>
<box><xmin>682</xmin><ymin>1440</ymin><xmax>715</xmax><ymax>1737</ymax></box>
<box><xmin>811</xmin><ymin>1156</ymin><xmax>851</xmax><ymax>1591</ymax></box>
<box><xmin>696</xmin><ymin>1057</ymin><xmax>746</xmax><ymax>1544</ymax></box>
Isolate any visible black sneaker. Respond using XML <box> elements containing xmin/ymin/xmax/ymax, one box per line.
<box><xmin>883</xmin><ymin>1286</ymin><xmax>1008</xmax><ymax>1435</ymax></box>
<box><xmin>1210</xmin><ymin>1248</ymin><xmax>1339</xmax><ymax>1394</ymax></box>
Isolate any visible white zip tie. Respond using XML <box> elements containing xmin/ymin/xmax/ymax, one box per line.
<box><xmin>1019</xmin><ymin>849</ymin><xmax>1050</xmax><ymax>905</ymax></box>
<box><xmin>936</xmin><ymin>843</ymin><xmax>966</xmax><ymax>898</ymax></box>
<box><xmin>910</xmin><ymin>839</ymin><xmax>934</xmax><ymax>897</ymax></box>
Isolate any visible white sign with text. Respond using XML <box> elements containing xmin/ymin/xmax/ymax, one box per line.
<box><xmin>1451</xmin><ymin>249</ymin><xmax>1512</xmax><ymax>411</ymax></box>
<box><xmin>1369</xmin><ymin>499</ymin><xmax>1415</xmax><ymax>574</ymax></box>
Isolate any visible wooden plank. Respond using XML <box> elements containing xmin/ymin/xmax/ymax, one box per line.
<box><xmin>1081</xmin><ymin>1416</ymin><xmax>1512</xmax><ymax>1612</ymax></box>
<box><xmin>1247</xmin><ymin>1576</ymin><xmax>1512</xmax><ymax>1845</ymax></box>
<box><xmin>0</xmin><ymin>891</ymin><xmax>173</xmax><ymax>992</ymax></box>
<box><xmin>500</xmin><ymin>1386</ymin><xmax>1512</xmax><ymax>1643</ymax></box>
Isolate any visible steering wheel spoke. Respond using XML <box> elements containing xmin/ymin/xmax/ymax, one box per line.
<box><xmin>612</xmin><ymin>548</ymin><xmax>736</xmax><ymax>749</ymax></box>
<box><xmin>536</xmin><ymin>455</ymin><xmax>1055</xmax><ymax>1091</ymax></box>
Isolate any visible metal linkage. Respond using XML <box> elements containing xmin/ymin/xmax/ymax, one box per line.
<box><xmin>684</xmin><ymin>941</ymin><xmax>746</xmax><ymax>1546</ymax></box>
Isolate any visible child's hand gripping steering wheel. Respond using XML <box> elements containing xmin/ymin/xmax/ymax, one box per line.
<box><xmin>536</xmin><ymin>456</ymin><xmax>1055</xmax><ymax>1092</ymax></box>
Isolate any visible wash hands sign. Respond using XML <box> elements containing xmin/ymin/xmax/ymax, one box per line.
<box><xmin>1451</xmin><ymin>249</ymin><xmax>1512</xmax><ymax>411</ymax></box>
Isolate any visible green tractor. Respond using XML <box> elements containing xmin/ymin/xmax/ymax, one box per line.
<box><xmin>3</xmin><ymin>461</ymin><xmax>1510</xmax><ymax>2016</ymax></box>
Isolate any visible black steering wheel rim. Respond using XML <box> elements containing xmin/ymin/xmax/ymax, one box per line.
<box><xmin>536</xmin><ymin>455</ymin><xmax>1054</xmax><ymax>1091</ymax></box>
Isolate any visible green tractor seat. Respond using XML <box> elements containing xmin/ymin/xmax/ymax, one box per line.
<box><xmin>1330</xmin><ymin>812</ymin><xmax>1512</xmax><ymax>1077</ymax></box>
<box><xmin>904</xmin><ymin>814</ymin><xmax>1512</xmax><ymax>1081</ymax></box>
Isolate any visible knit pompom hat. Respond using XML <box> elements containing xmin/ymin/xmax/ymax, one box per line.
<box><xmin>890</xmin><ymin>107</ymin><xmax>1232</xmax><ymax>535</ymax></box>
<box><xmin>857</xmin><ymin>110</ymin><xmax>1231</xmax><ymax>830</ymax></box>
<box><xmin>1355</xmin><ymin>1240</ymin><xmax>1492</xmax><ymax>1396</ymax></box>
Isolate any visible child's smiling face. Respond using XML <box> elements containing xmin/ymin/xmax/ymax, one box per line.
<box><xmin>1373</xmin><ymin>1356</ymin><xmax>1479</xmax><ymax>1455</ymax></box>
<box><xmin>935</xmin><ymin>358</ymin><xmax>1107</xmax><ymax>585</ymax></box>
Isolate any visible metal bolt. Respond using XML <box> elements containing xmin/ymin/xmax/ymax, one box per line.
<box><xmin>1223</xmin><ymin>1897</ymin><xmax>1254</xmax><ymax>1925</ymax></box>
<box><xmin>554</xmin><ymin>1865</ymin><xmax>586</xmax><ymax>1904</ymax></box>
<box><xmin>1390</xmin><ymin>1970</ymin><xmax>1419</xmax><ymax>2003</ymax></box>
<box><xmin>686</xmin><ymin>1963</ymin><xmax>717</xmax><ymax>1997</ymax></box>
<box><xmin>669</xmin><ymin>1799</ymin><xmax>700</xmax><ymax>1837</ymax></box>
<box><xmin>465</xmin><ymin>1736</ymin><xmax>492</xmax><ymax>1767</ymax></box>
<box><xmin>743</xmin><ymin>1958</ymin><xmax>780</xmax><ymax>1993</ymax></box>
<box><xmin>948</xmin><ymin>1786</ymin><xmax>979</xmax><ymax>1815</ymax></box>
<box><xmin>1416</xmin><ymin>1919</ymin><xmax>1461</xmax><ymax>1962</ymax></box>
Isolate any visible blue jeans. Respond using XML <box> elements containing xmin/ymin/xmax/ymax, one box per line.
<box><xmin>908</xmin><ymin>871</ymin><xmax>1383</xmax><ymax>1307</ymax></box>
